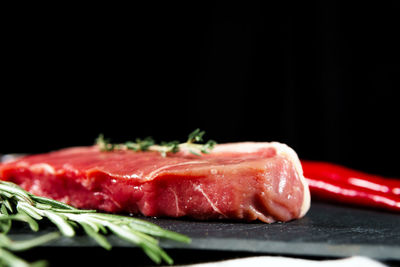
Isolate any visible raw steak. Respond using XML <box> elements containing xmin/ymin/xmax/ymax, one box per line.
<box><xmin>0</xmin><ymin>142</ymin><xmax>310</xmax><ymax>223</ymax></box>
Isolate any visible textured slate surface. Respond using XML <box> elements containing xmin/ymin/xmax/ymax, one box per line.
<box><xmin>156</xmin><ymin>201</ymin><xmax>400</xmax><ymax>260</ymax></box>
<box><xmin>10</xmin><ymin>201</ymin><xmax>400</xmax><ymax>261</ymax></box>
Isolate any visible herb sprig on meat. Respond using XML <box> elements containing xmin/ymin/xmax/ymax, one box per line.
<box><xmin>96</xmin><ymin>129</ymin><xmax>217</xmax><ymax>157</ymax></box>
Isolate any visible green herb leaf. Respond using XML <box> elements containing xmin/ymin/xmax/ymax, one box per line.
<box><xmin>0</xmin><ymin>247</ymin><xmax>45</xmax><ymax>267</ymax></box>
<box><xmin>42</xmin><ymin>211</ymin><xmax>75</xmax><ymax>237</ymax></box>
<box><xmin>0</xmin><ymin>232</ymin><xmax>60</xmax><ymax>251</ymax></box>
<box><xmin>80</xmin><ymin>222</ymin><xmax>112</xmax><ymax>250</ymax></box>
<box><xmin>187</xmin><ymin>128</ymin><xmax>205</xmax><ymax>143</ymax></box>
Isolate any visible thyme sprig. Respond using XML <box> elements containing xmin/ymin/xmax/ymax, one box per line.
<box><xmin>96</xmin><ymin>129</ymin><xmax>217</xmax><ymax>157</ymax></box>
<box><xmin>0</xmin><ymin>181</ymin><xmax>191</xmax><ymax>265</ymax></box>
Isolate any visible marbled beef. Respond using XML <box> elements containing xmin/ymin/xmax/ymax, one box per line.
<box><xmin>0</xmin><ymin>142</ymin><xmax>310</xmax><ymax>223</ymax></box>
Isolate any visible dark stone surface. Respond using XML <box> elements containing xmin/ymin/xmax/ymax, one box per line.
<box><xmin>152</xmin><ymin>201</ymin><xmax>400</xmax><ymax>260</ymax></box>
<box><xmin>9</xmin><ymin>201</ymin><xmax>400</xmax><ymax>266</ymax></box>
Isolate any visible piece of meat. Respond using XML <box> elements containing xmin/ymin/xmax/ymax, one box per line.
<box><xmin>0</xmin><ymin>142</ymin><xmax>310</xmax><ymax>223</ymax></box>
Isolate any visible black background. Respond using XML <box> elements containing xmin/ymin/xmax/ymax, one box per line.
<box><xmin>2</xmin><ymin>2</ymin><xmax>400</xmax><ymax>177</ymax></box>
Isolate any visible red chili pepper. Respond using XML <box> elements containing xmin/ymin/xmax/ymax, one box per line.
<box><xmin>301</xmin><ymin>160</ymin><xmax>400</xmax><ymax>212</ymax></box>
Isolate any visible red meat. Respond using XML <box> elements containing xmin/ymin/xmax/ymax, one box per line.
<box><xmin>0</xmin><ymin>142</ymin><xmax>310</xmax><ymax>223</ymax></box>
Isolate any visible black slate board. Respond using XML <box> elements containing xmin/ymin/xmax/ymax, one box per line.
<box><xmin>9</xmin><ymin>201</ymin><xmax>400</xmax><ymax>263</ymax></box>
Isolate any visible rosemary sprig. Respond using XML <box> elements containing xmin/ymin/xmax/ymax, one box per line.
<box><xmin>0</xmin><ymin>181</ymin><xmax>191</xmax><ymax>265</ymax></box>
<box><xmin>96</xmin><ymin>129</ymin><xmax>217</xmax><ymax>157</ymax></box>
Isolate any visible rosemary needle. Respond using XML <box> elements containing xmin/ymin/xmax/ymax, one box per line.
<box><xmin>0</xmin><ymin>181</ymin><xmax>191</xmax><ymax>265</ymax></box>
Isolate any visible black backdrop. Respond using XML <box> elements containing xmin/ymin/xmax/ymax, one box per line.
<box><xmin>2</xmin><ymin>2</ymin><xmax>399</xmax><ymax>177</ymax></box>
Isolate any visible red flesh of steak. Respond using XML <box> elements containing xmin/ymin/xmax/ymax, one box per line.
<box><xmin>0</xmin><ymin>142</ymin><xmax>310</xmax><ymax>223</ymax></box>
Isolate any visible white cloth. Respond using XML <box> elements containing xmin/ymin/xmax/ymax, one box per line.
<box><xmin>177</xmin><ymin>256</ymin><xmax>387</xmax><ymax>267</ymax></box>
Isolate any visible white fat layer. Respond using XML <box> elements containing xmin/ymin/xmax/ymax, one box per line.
<box><xmin>211</xmin><ymin>142</ymin><xmax>311</xmax><ymax>218</ymax></box>
<box><xmin>29</xmin><ymin>163</ymin><xmax>55</xmax><ymax>175</ymax></box>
